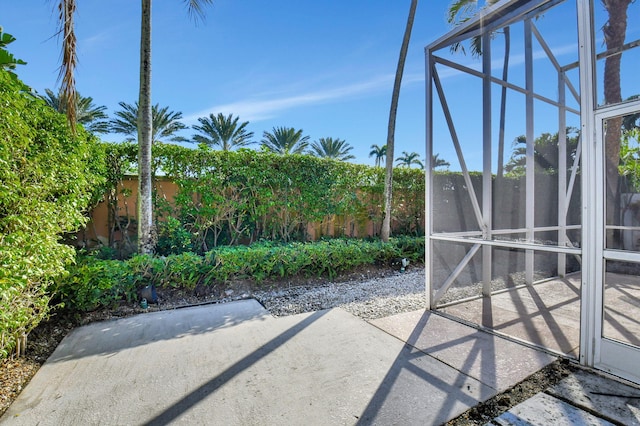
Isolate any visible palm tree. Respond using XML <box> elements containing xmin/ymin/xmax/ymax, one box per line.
<box><xmin>504</xmin><ymin>129</ymin><xmax>580</xmax><ymax>177</ymax></box>
<box><xmin>432</xmin><ymin>153</ymin><xmax>450</xmax><ymax>170</ymax></box>
<box><xmin>602</xmin><ymin>0</ymin><xmax>633</xmax><ymax>248</ymax></box>
<box><xmin>192</xmin><ymin>113</ymin><xmax>254</xmax><ymax>150</ymax></box>
<box><xmin>56</xmin><ymin>0</ymin><xmax>77</xmax><ymax>131</ymax></box>
<box><xmin>41</xmin><ymin>88</ymin><xmax>109</xmax><ymax>134</ymax></box>
<box><xmin>382</xmin><ymin>0</ymin><xmax>418</xmax><ymax>242</ymax></box>
<box><xmin>369</xmin><ymin>144</ymin><xmax>387</xmax><ymax>167</ymax></box>
<box><xmin>310</xmin><ymin>137</ymin><xmax>355</xmax><ymax>161</ymax></box>
<box><xmin>137</xmin><ymin>0</ymin><xmax>212</xmax><ymax>253</ymax></box>
<box><xmin>56</xmin><ymin>0</ymin><xmax>213</xmax><ymax>254</ymax></box>
<box><xmin>261</xmin><ymin>127</ymin><xmax>310</xmax><ymax>155</ymax></box>
<box><xmin>109</xmin><ymin>101</ymin><xmax>187</xmax><ymax>144</ymax></box>
<box><xmin>396</xmin><ymin>151</ymin><xmax>424</xmax><ymax>168</ymax></box>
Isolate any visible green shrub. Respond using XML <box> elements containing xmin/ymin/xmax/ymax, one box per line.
<box><xmin>55</xmin><ymin>257</ymin><xmax>136</xmax><ymax>312</ymax></box>
<box><xmin>0</xmin><ymin>63</ymin><xmax>104</xmax><ymax>358</ymax></box>
<box><xmin>391</xmin><ymin>236</ymin><xmax>426</xmax><ymax>262</ymax></box>
<box><xmin>56</xmin><ymin>236</ymin><xmax>425</xmax><ymax>313</ymax></box>
<box><xmin>156</xmin><ymin>217</ymin><xmax>194</xmax><ymax>256</ymax></box>
<box><xmin>101</xmin><ymin>143</ymin><xmax>425</xmax><ymax>251</ymax></box>
<box><xmin>163</xmin><ymin>252</ymin><xmax>204</xmax><ymax>289</ymax></box>
<box><xmin>127</xmin><ymin>254</ymin><xmax>166</xmax><ymax>288</ymax></box>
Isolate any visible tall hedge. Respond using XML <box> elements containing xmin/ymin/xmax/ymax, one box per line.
<box><xmin>100</xmin><ymin>143</ymin><xmax>426</xmax><ymax>254</ymax></box>
<box><xmin>0</xmin><ymin>70</ymin><xmax>104</xmax><ymax>358</ymax></box>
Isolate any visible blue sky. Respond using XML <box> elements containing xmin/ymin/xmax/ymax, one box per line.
<box><xmin>2</xmin><ymin>1</ymin><xmax>452</xmax><ymax>166</ymax></box>
<box><xmin>3</xmin><ymin>1</ymin><xmax>637</xmax><ymax>170</ymax></box>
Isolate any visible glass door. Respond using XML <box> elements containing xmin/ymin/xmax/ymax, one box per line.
<box><xmin>595</xmin><ymin>103</ymin><xmax>640</xmax><ymax>383</ymax></box>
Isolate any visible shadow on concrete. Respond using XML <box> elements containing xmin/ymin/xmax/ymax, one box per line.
<box><xmin>48</xmin><ymin>300</ymin><xmax>271</xmax><ymax>363</ymax></box>
<box><xmin>142</xmin><ymin>309</ymin><xmax>328</xmax><ymax>426</ymax></box>
<box><xmin>358</xmin><ymin>310</ymin><xmax>497</xmax><ymax>425</ymax></box>
<box><xmin>441</xmin><ymin>277</ymin><xmax>581</xmax><ymax>356</ymax></box>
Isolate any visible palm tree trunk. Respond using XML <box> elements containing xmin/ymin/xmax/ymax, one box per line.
<box><xmin>137</xmin><ymin>0</ymin><xmax>155</xmax><ymax>254</ymax></box>
<box><xmin>602</xmin><ymin>0</ymin><xmax>631</xmax><ymax>248</ymax></box>
<box><xmin>381</xmin><ymin>0</ymin><xmax>417</xmax><ymax>242</ymax></box>
<box><xmin>58</xmin><ymin>0</ymin><xmax>78</xmax><ymax>132</ymax></box>
<box><xmin>497</xmin><ymin>26</ymin><xmax>510</xmax><ymax>179</ymax></box>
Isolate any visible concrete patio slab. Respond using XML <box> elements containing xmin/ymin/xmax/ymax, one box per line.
<box><xmin>439</xmin><ymin>280</ymin><xmax>582</xmax><ymax>356</ymax></box>
<box><xmin>492</xmin><ymin>393</ymin><xmax>616</xmax><ymax>426</ymax></box>
<box><xmin>370</xmin><ymin>309</ymin><xmax>556</xmax><ymax>393</ymax></box>
<box><xmin>1</xmin><ymin>301</ymin><xmax>497</xmax><ymax>426</ymax></box>
<box><xmin>546</xmin><ymin>368</ymin><xmax>640</xmax><ymax>425</ymax></box>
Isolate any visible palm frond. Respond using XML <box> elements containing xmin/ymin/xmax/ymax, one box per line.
<box><xmin>261</xmin><ymin>126</ymin><xmax>309</xmax><ymax>155</ymax></box>
<box><xmin>192</xmin><ymin>113</ymin><xmax>254</xmax><ymax>150</ymax></box>
<box><xmin>110</xmin><ymin>101</ymin><xmax>187</xmax><ymax>143</ymax></box>
<box><xmin>446</xmin><ymin>0</ymin><xmax>478</xmax><ymax>25</ymax></box>
<box><xmin>183</xmin><ymin>0</ymin><xmax>214</xmax><ymax>24</ymax></box>
<box><xmin>310</xmin><ymin>137</ymin><xmax>354</xmax><ymax>161</ymax></box>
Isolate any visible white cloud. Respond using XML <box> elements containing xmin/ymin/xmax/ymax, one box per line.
<box><xmin>183</xmin><ymin>73</ymin><xmax>414</xmax><ymax>124</ymax></box>
<box><xmin>79</xmin><ymin>31</ymin><xmax>110</xmax><ymax>53</ymax></box>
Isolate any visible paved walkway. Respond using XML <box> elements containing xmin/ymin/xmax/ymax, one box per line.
<box><xmin>1</xmin><ymin>300</ymin><xmax>638</xmax><ymax>425</ymax></box>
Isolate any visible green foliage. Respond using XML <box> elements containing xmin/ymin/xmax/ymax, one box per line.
<box><xmin>109</xmin><ymin>101</ymin><xmax>187</xmax><ymax>143</ymax></box>
<box><xmin>0</xmin><ymin>69</ymin><xmax>103</xmax><ymax>358</ymax></box>
<box><xmin>192</xmin><ymin>113</ymin><xmax>254</xmax><ymax>151</ymax></box>
<box><xmin>100</xmin><ymin>143</ymin><xmax>425</xmax><ymax>251</ymax></box>
<box><xmin>504</xmin><ymin>128</ymin><xmax>580</xmax><ymax>177</ymax></box>
<box><xmin>620</xmin><ymin>128</ymin><xmax>640</xmax><ymax>192</ymax></box>
<box><xmin>260</xmin><ymin>126</ymin><xmax>310</xmax><ymax>155</ymax></box>
<box><xmin>0</xmin><ymin>28</ymin><xmax>28</xmax><ymax>91</ymax></box>
<box><xmin>163</xmin><ymin>252</ymin><xmax>206</xmax><ymax>289</ymax></box>
<box><xmin>40</xmin><ymin>88</ymin><xmax>109</xmax><ymax>134</ymax></box>
<box><xmin>56</xmin><ymin>237</ymin><xmax>425</xmax><ymax>313</ymax></box>
<box><xmin>55</xmin><ymin>256</ymin><xmax>136</xmax><ymax>312</ymax></box>
<box><xmin>309</xmin><ymin>137</ymin><xmax>355</xmax><ymax>161</ymax></box>
<box><xmin>392</xmin><ymin>235</ymin><xmax>426</xmax><ymax>261</ymax></box>
<box><xmin>157</xmin><ymin>217</ymin><xmax>194</xmax><ymax>255</ymax></box>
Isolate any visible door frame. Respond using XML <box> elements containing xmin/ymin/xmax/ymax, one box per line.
<box><xmin>590</xmin><ymin>100</ymin><xmax>640</xmax><ymax>383</ymax></box>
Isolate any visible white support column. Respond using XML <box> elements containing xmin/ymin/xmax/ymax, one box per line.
<box><xmin>576</xmin><ymin>0</ymin><xmax>597</xmax><ymax>368</ymax></box>
<box><xmin>558</xmin><ymin>71</ymin><xmax>568</xmax><ymax>277</ymax></box>
<box><xmin>482</xmin><ymin>31</ymin><xmax>493</xmax><ymax>297</ymax></box>
<box><xmin>425</xmin><ymin>48</ymin><xmax>434</xmax><ymax>309</ymax></box>
<box><xmin>525</xmin><ymin>19</ymin><xmax>535</xmax><ymax>285</ymax></box>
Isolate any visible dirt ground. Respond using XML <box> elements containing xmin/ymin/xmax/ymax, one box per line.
<box><xmin>0</xmin><ymin>267</ymin><xmax>575</xmax><ymax>421</ymax></box>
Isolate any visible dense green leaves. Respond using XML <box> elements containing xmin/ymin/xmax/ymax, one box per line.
<box><xmin>100</xmin><ymin>143</ymin><xmax>425</xmax><ymax>253</ymax></box>
<box><xmin>57</xmin><ymin>237</ymin><xmax>425</xmax><ymax>312</ymax></box>
<box><xmin>0</xmin><ymin>69</ymin><xmax>104</xmax><ymax>358</ymax></box>
<box><xmin>0</xmin><ymin>28</ymin><xmax>28</xmax><ymax>91</ymax></box>
<box><xmin>40</xmin><ymin>88</ymin><xmax>109</xmax><ymax>134</ymax></box>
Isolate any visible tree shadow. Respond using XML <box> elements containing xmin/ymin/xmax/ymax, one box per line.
<box><xmin>47</xmin><ymin>300</ymin><xmax>272</xmax><ymax>363</ymax></box>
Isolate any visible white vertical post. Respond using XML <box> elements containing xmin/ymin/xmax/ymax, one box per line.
<box><xmin>425</xmin><ymin>48</ymin><xmax>434</xmax><ymax>309</ymax></box>
<box><xmin>558</xmin><ymin>71</ymin><xmax>568</xmax><ymax>277</ymax></box>
<box><xmin>482</xmin><ymin>31</ymin><xmax>493</xmax><ymax>296</ymax></box>
<box><xmin>577</xmin><ymin>0</ymin><xmax>597</xmax><ymax>368</ymax></box>
<box><xmin>525</xmin><ymin>19</ymin><xmax>535</xmax><ymax>285</ymax></box>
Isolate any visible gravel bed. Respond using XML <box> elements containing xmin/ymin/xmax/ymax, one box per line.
<box><xmin>251</xmin><ymin>268</ymin><xmax>553</xmax><ymax>319</ymax></box>
<box><xmin>253</xmin><ymin>269</ymin><xmax>427</xmax><ymax>320</ymax></box>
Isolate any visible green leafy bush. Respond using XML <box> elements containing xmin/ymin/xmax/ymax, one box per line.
<box><xmin>56</xmin><ymin>237</ymin><xmax>424</xmax><ymax>313</ymax></box>
<box><xmin>156</xmin><ymin>217</ymin><xmax>194</xmax><ymax>256</ymax></box>
<box><xmin>163</xmin><ymin>252</ymin><xmax>205</xmax><ymax>289</ymax></box>
<box><xmin>0</xmin><ymin>67</ymin><xmax>104</xmax><ymax>358</ymax></box>
<box><xmin>100</xmin><ymin>143</ymin><xmax>425</xmax><ymax>252</ymax></box>
<box><xmin>55</xmin><ymin>257</ymin><xmax>136</xmax><ymax>312</ymax></box>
